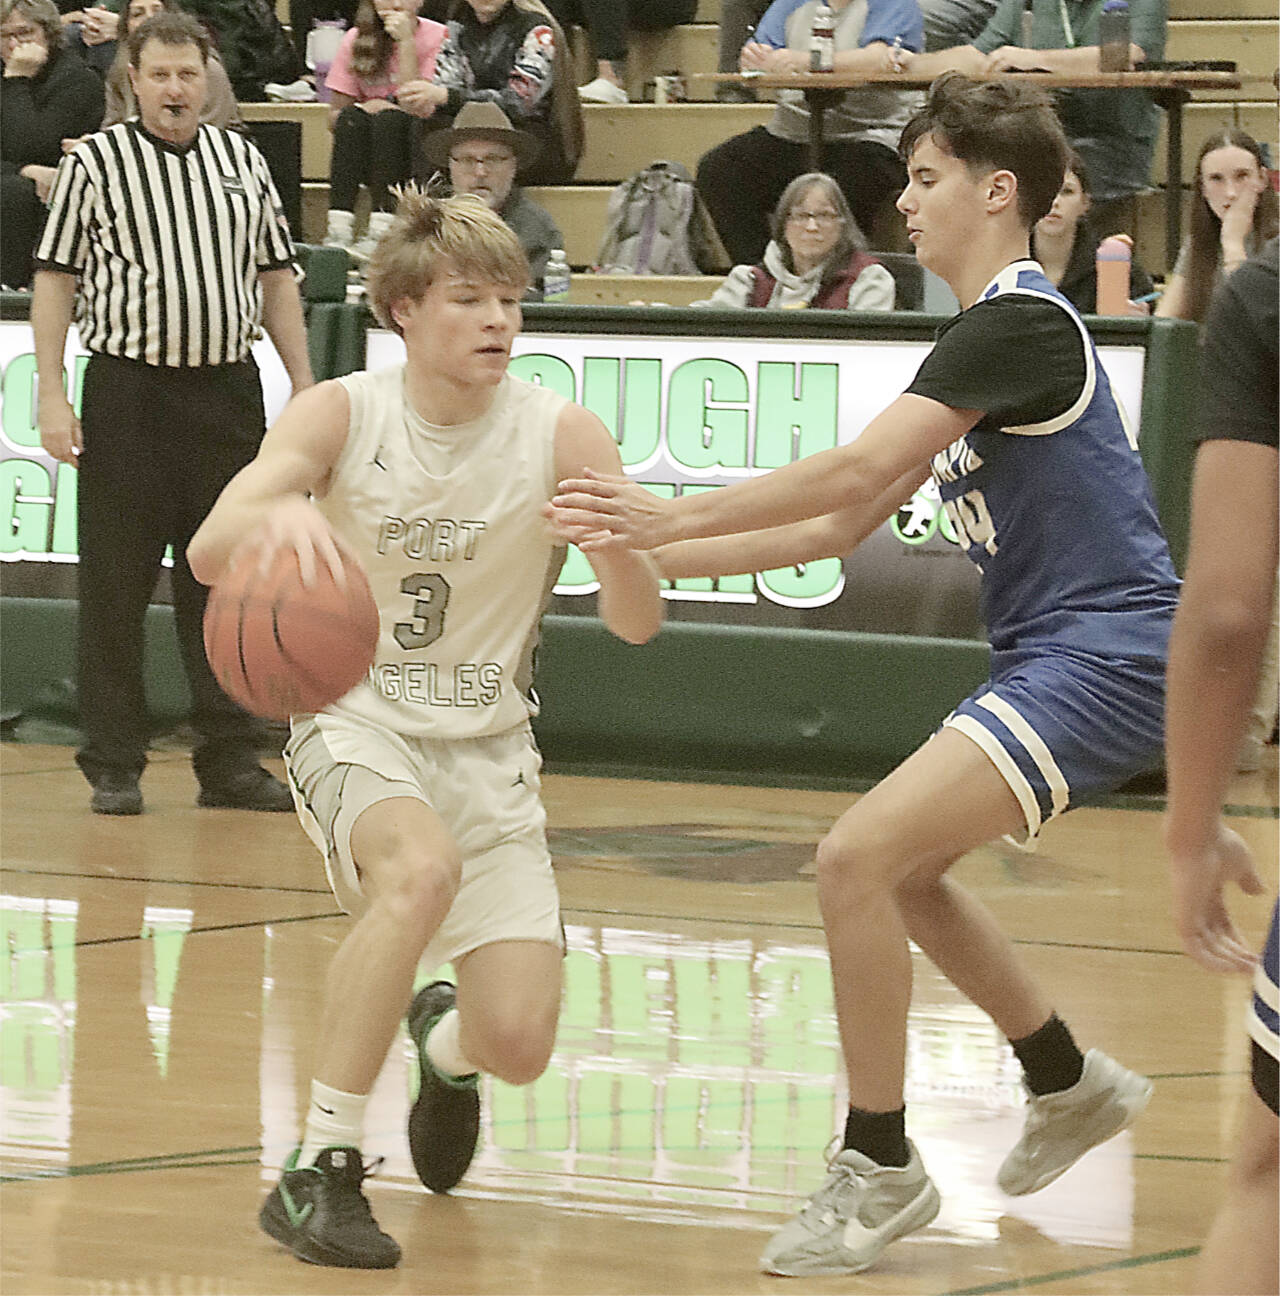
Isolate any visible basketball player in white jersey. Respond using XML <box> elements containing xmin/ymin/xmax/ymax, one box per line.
<box><xmin>549</xmin><ymin>74</ymin><xmax>1177</xmax><ymax>1277</ymax></box>
<box><xmin>188</xmin><ymin>193</ymin><xmax>663</xmax><ymax>1269</ymax></box>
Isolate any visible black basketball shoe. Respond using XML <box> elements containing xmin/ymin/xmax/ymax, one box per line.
<box><xmin>406</xmin><ymin>981</ymin><xmax>480</xmax><ymax>1193</ymax></box>
<box><xmin>259</xmin><ymin>1146</ymin><xmax>400</xmax><ymax>1268</ymax></box>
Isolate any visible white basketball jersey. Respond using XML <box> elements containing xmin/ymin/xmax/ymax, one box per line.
<box><xmin>316</xmin><ymin>365</ymin><xmax>566</xmax><ymax>738</ymax></box>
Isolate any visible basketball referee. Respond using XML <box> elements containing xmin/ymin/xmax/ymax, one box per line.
<box><xmin>32</xmin><ymin>9</ymin><xmax>315</xmax><ymax>816</ymax></box>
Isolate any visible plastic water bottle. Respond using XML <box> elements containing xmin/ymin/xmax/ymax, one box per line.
<box><xmin>1019</xmin><ymin>0</ymin><xmax>1034</xmax><ymax>48</ymax></box>
<box><xmin>1095</xmin><ymin>235</ymin><xmax>1132</xmax><ymax>314</ymax></box>
<box><xmin>810</xmin><ymin>2</ymin><xmax>836</xmax><ymax>72</ymax></box>
<box><xmin>1098</xmin><ymin>0</ymin><xmax>1132</xmax><ymax>72</ymax></box>
<box><xmin>543</xmin><ymin>249</ymin><xmax>571</xmax><ymax>302</ymax></box>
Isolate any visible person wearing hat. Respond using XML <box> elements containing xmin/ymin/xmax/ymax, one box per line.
<box><xmin>423</xmin><ymin>101</ymin><xmax>563</xmax><ymax>300</ymax></box>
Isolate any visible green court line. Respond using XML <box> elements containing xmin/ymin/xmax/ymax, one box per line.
<box><xmin>939</xmin><ymin>1247</ymin><xmax>1200</xmax><ymax>1295</ymax></box>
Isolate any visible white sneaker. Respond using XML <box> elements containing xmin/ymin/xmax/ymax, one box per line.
<box><xmin>759</xmin><ymin>1142</ymin><xmax>940</xmax><ymax>1276</ymax></box>
<box><xmin>265</xmin><ymin>78</ymin><xmax>317</xmax><ymax>102</ymax></box>
<box><xmin>349</xmin><ymin>211</ymin><xmax>395</xmax><ymax>265</ymax></box>
<box><xmin>578</xmin><ymin>76</ymin><xmax>628</xmax><ymax>105</ymax></box>
<box><xmin>998</xmin><ymin>1049</ymin><xmax>1152</xmax><ymax>1196</ymax></box>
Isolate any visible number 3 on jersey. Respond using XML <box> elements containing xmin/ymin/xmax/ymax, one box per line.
<box><xmin>395</xmin><ymin>572</ymin><xmax>451</xmax><ymax>649</ymax></box>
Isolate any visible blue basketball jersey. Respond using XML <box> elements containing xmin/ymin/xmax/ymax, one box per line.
<box><xmin>928</xmin><ymin>261</ymin><xmax>1179</xmax><ymax>661</ymax></box>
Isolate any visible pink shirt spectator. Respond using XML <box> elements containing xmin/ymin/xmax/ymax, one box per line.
<box><xmin>325</xmin><ymin>19</ymin><xmax>447</xmax><ymax>101</ymax></box>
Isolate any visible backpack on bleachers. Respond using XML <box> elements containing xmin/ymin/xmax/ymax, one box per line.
<box><xmin>596</xmin><ymin>161</ymin><xmax>718</xmax><ymax>276</ymax></box>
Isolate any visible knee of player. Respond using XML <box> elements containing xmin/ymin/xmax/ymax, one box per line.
<box><xmin>814</xmin><ymin>826</ymin><xmax>899</xmax><ymax>903</ymax></box>
<box><xmin>474</xmin><ymin>1010</ymin><xmax>557</xmax><ymax>1086</ymax></box>
<box><xmin>366</xmin><ymin>849</ymin><xmax>462</xmax><ymax>929</ymax></box>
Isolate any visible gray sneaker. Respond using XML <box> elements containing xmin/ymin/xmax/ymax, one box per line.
<box><xmin>997</xmin><ymin>1049</ymin><xmax>1152</xmax><ymax>1196</ymax></box>
<box><xmin>759</xmin><ymin>1141</ymin><xmax>940</xmax><ymax>1276</ymax></box>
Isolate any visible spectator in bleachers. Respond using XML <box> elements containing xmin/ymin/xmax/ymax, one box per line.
<box><xmin>900</xmin><ymin>0</ymin><xmax>1167</xmax><ymax>223</ymax></box>
<box><xmin>60</xmin><ymin>3</ymin><xmax>119</xmax><ymax>76</ymax></box>
<box><xmin>1157</xmin><ymin>130</ymin><xmax>1278</xmax><ymax>325</ymax></box>
<box><xmin>422</xmin><ymin>100</ymin><xmax>563</xmax><ymax>298</ymax></box>
<box><xmin>542</xmin><ymin>0</ymin><xmax>694</xmax><ymax>104</ymax></box>
<box><xmin>1</xmin><ymin>0</ymin><xmax>103</xmax><ymax>289</ymax></box>
<box><xmin>696</xmin><ymin>171</ymin><xmax>894</xmax><ymax>309</ymax></box>
<box><xmin>182</xmin><ymin>0</ymin><xmax>303</xmax><ymax>100</ymax></box>
<box><xmin>916</xmin><ymin>0</ymin><xmax>995</xmax><ymax>51</ymax></box>
<box><xmin>322</xmin><ymin>0</ymin><xmax>448</xmax><ymax>261</ymax></box>
<box><xmin>100</xmin><ymin>0</ymin><xmax>240</xmax><ymax>127</ymax></box>
<box><xmin>697</xmin><ymin>0</ymin><xmax>922</xmax><ymax>267</ymax></box>
<box><xmin>1033</xmin><ymin>151</ymin><xmax>1153</xmax><ymax>315</ymax></box>
<box><xmin>715</xmin><ymin>0</ymin><xmax>770</xmax><ymax>102</ymax></box>
<box><xmin>430</xmin><ymin>0</ymin><xmax>582</xmax><ymax>184</ymax></box>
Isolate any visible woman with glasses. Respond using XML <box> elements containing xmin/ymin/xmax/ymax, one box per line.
<box><xmin>698</xmin><ymin>172</ymin><xmax>895</xmax><ymax>310</ymax></box>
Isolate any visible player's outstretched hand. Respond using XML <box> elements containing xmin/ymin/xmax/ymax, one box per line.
<box><xmin>549</xmin><ymin>468</ymin><xmax>670</xmax><ymax>551</ymax></box>
<box><xmin>1167</xmin><ymin>821</ymin><xmax>1264</xmax><ymax>975</ymax></box>
<box><xmin>232</xmin><ymin>496</ymin><xmax>349</xmax><ymax>590</ymax></box>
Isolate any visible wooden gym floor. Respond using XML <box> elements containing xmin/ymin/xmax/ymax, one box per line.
<box><xmin>1</xmin><ymin>740</ymin><xmax>1276</xmax><ymax>1295</ymax></box>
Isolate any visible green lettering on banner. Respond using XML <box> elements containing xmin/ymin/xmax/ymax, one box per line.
<box><xmin>507</xmin><ymin>353</ymin><xmax>575</xmax><ymax>400</ymax></box>
<box><xmin>753</xmin><ymin>363</ymin><xmax>838</xmax><ymax>468</ymax></box>
<box><xmin>1</xmin><ymin>459</ymin><xmax>53</xmax><ymax>557</ymax></box>
<box><xmin>2</xmin><ymin>352</ymin><xmax>39</xmax><ymax>449</ymax></box>
<box><xmin>665</xmin><ymin>359</ymin><xmax>749</xmax><ymax>471</ymax></box>
<box><xmin>758</xmin><ymin>556</ymin><xmax>842</xmax><ymax>604</ymax></box>
<box><xmin>579</xmin><ymin>357</ymin><xmax>663</xmax><ymax>468</ymax></box>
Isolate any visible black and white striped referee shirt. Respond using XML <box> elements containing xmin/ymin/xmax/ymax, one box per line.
<box><xmin>34</xmin><ymin>121</ymin><xmax>296</xmax><ymax>368</ymax></box>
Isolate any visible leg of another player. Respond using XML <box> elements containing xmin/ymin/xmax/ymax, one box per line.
<box><xmin>1195</xmin><ymin>1088</ymin><xmax>1279</xmax><ymax>1295</ymax></box>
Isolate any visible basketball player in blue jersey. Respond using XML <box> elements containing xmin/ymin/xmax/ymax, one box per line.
<box><xmin>188</xmin><ymin>194</ymin><xmax>662</xmax><ymax>1269</ymax></box>
<box><xmin>547</xmin><ymin>73</ymin><xmax>1179</xmax><ymax>1276</ymax></box>
<box><xmin>1162</xmin><ymin>238</ymin><xmax>1277</xmax><ymax>1294</ymax></box>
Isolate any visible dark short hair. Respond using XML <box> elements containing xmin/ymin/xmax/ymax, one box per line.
<box><xmin>128</xmin><ymin>8</ymin><xmax>209</xmax><ymax>66</ymax></box>
<box><xmin>899</xmin><ymin>72</ymin><xmax>1069</xmax><ymax>228</ymax></box>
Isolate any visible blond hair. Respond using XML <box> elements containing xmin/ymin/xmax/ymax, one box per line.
<box><xmin>365</xmin><ymin>191</ymin><xmax>530</xmax><ymax>332</ymax></box>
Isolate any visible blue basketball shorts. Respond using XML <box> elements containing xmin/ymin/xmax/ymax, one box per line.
<box><xmin>942</xmin><ymin>645</ymin><xmax>1166</xmax><ymax>842</ymax></box>
<box><xmin>1251</xmin><ymin>902</ymin><xmax>1279</xmax><ymax>1116</ymax></box>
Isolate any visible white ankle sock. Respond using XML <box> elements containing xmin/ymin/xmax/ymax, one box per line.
<box><xmin>298</xmin><ymin>1080</ymin><xmax>369</xmax><ymax>1166</ymax></box>
<box><xmin>424</xmin><ymin>1008</ymin><xmax>478</xmax><ymax>1079</ymax></box>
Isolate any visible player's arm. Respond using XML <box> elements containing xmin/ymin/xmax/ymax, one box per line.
<box><xmin>551</xmin><ymin>404</ymin><xmax>663</xmax><ymax>645</ymax></box>
<box><xmin>188</xmin><ymin>380</ymin><xmax>351</xmax><ymax>588</ymax></box>
<box><xmin>1163</xmin><ymin>436</ymin><xmax>1275</xmax><ymax>972</ymax></box>
<box><xmin>654</xmin><ymin>464</ymin><xmax>930</xmax><ymax>579</ymax></box>
<box><xmin>551</xmin><ymin>394</ymin><xmax>979</xmax><ymax>552</ymax></box>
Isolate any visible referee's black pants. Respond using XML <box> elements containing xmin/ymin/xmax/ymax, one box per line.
<box><xmin>75</xmin><ymin>354</ymin><xmax>270</xmax><ymax>787</ymax></box>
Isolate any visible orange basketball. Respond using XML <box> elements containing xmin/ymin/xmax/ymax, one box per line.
<box><xmin>203</xmin><ymin>547</ymin><xmax>379</xmax><ymax>720</ymax></box>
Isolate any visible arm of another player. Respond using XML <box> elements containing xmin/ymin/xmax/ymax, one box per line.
<box><xmin>552</xmin><ymin>394</ymin><xmax>979</xmax><ymax>552</ymax></box>
<box><xmin>260</xmin><ymin>267</ymin><xmax>315</xmax><ymax>396</ymax></box>
<box><xmin>551</xmin><ymin>404</ymin><xmax>664</xmax><ymax>645</ymax></box>
<box><xmin>188</xmin><ymin>380</ymin><xmax>352</xmax><ymax>589</ymax></box>
<box><xmin>653</xmin><ymin>463</ymin><xmax>930</xmax><ymax>580</ymax></box>
<box><xmin>1163</xmin><ymin>436</ymin><xmax>1275</xmax><ymax>974</ymax></box>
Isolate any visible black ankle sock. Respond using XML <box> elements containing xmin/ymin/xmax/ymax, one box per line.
<box><xmin>842</xmin><ymin>1105</ymin><xmax>909</xmax><ymax>1167</ymax></box>
<box><xmin>1010</xmin><ymin>1013</ymin><xmax>1085</xmax><ymax>1096</ymax></box>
